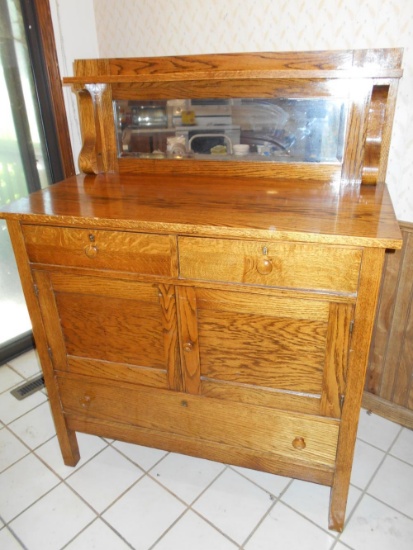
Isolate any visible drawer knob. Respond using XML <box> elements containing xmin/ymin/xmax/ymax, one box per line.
<box><xmin>292</xmin><ymin>436</ymin><xmax>306</xmax><ymax>450</ymax></box>
<box><xmin>84</xmin><ymin>244</ymin><xmax>98</xmax><ymax>258</ymax></box>
<box><xmin>256</xmin><ymin>255</ymin><xmax>273</xmax><ymax>275</ymax></box>
<box><xmin>183</xmin><ymin>342</ymin><xmax>193</xmax><ymax>353</ymax></box>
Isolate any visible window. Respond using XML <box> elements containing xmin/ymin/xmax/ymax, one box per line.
<box><xmin>0</xmin><ymin>0</ymin><xmax>74</xmax><ymax>363</ymax></box>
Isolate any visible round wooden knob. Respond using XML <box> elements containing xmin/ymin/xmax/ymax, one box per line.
<box><xmin>256</xmin><ymin>256</ymin><xmax>273</xmax><ymax>275</ymax></box>
<box><xmin>84</xmin><ymin>244</ymin><xmax>98</xmax><ymax>258</ymax></box>
<box><xmin>183</xmin><ymin>342</ymin><xmax>193</xmax><ymax>353</ymax></box>
<box><xmin>292</xmin><ymin>437</ymin><xmax>306</xmax><ymax>450</ymax></box>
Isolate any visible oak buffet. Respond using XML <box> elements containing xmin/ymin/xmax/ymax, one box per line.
<box><xmin>0</xmin><ymin>49</ymin><xmax>403</xmax><ymax>531</ymax></box>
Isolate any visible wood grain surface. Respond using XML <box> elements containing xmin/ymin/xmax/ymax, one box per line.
<box><xmin>365</xmin><ymin>221</ymin><xmax>413</xmax><ymax>426</ymax></box>
<box><xmin>0</xmin><ymin>173</ymin><xmax>402</xmax><ymax>249</ymax></box>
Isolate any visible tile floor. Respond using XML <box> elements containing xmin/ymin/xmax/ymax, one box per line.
<box><xmin>1</xmin><ymin>349</ymin><xmax>413</xmax><ymax>549</ymax></box>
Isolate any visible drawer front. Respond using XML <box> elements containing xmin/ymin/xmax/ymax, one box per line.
<box><xmin>23</xmin><ymin>225</ymin><xmax>178</xmax><ymax>276</ymax></box>
<box><xmin>179</xmin><ymin>236</ymin><xmax>361</xmax><ymax>293</ymax></box>
<box><xmin>58</xmin><ymin>373</ymin><xmax>340</xmax><ymax>468</ymax></box>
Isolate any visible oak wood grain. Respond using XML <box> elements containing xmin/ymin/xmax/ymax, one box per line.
<box><xmin>63</xmin><ymin>49</ymin><xmax>403</xmax><ymax>85</ymax></box>
<box><xmin>6</xmin><ymin>221</ymin><xmax>80</xmax><ymax>465</ymax></box>
<box><xmin>63</xmin><ymin>48</ymin><xmax>402</xmax><ymax>183</ymax></box>
<box><xmin>320</xmin><ymin>303</ymin><xmax>354</xmax><ymax>418</ymax></box>
<box><xmin>366</xmin><ymin>222</ymin><xmax>413</xmax><ymax>424</ymax></box>
<box><xmin>22</xmin><ymin>224</ymin><xmax>178</xmax><ymax>277</ymax></box>
<box><xmin>176</xmin><ymin>286</ymin><xmax>201</xmax><ymax>395</ymax></box>
<box><xmin>179</xmin><ymin>236</ymin><xmax>362</xmax><ymax>293</ymax></box>
<box><xmin>66</xmin><ymin>414</ymin><xmax>334</xmax><ymax>486</ymax></box>
<box><xmin>58</xmin><ymin>372</ymin><xmax>340</xmax><ymax>468</ymax></box>
<box><xmin>329</xmin><ymin>247</ymin><xmax>385</xmax><ymax>531</ymax></box>
<box><xmin>0</xmin><ymin>49</ymin><xmax>404</xmax><ymax>533</ymax></box>
<box><xmin>0</xmin><ymin>174</ymin><xmax>402</xmax><ymax>249</ymax></box>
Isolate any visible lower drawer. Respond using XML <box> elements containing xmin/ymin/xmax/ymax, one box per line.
<box><xmin>57</xmin><ymin>373</ymin><xmax>340</xmax><ymax>468</ymax></box>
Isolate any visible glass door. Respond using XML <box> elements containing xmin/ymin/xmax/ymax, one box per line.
<box><xmin>0</xmin><ymin>0</ymin><xmax>52</xmax><ymax>355</ymax></box>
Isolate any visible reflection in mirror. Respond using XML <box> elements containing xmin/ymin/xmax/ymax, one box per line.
<box><xmin>114</xmin><ymin>98</ymin><xmax>347</xmax><ymax>163</ymax></box>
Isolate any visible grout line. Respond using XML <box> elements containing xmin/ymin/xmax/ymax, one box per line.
<box><xmin>240</xmin><ymin>476</ymin><xmax>296</xmax><ymax>548</ymax></box>
<box><xmin>0</xmin><ymin>395</ymin><xmax>48</xmax><ymax>427</ymax></box>
<box><xmin>3</xmin><ymin>479</ymin><xmax>66</xmax><ymax>528</ymax></box>
<box><xmin>3</xmin><ymin>523</ymin><xmax>29</xmax><ymax>549</ymax></box>
<box><xmin>145</xmin><ymin>459</ymin><xmax>228</xmax><ymax>514</ymax></box>
<box><xmin>108</xmin><ymin>439</ymin><xmax>169</xmax><ymax>473</ymax></box>
<box><xmin>54</xmin><ymin>517</ymin><xmax>97</xmax><ymax>550</ymax></box>
<box><xmin>146</xmin><ymin>508</ymin><xmax>191</xmax><ymax>550</ymax></box>
<box><xmin>146</xmin><ymin>464</ymin><xmax>241</xmax><ymax>549</ymax></box>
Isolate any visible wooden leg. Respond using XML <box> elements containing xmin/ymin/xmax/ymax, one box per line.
<box><xmin>56</xmin><ymin>427</ymin><xmax>80</xmax><ymax>466</ymax></box>
<box><xmin>46</xmin><ymin>385</ymin><xmax>80</xmax><ymax>466</ymax></box>
<box><xmin>328</xmin><ymin>479</ymin><xmax>348</xmax><ymax>532</ymax></box>
<box><xmin>328</xmin><ymin>249</ymin><xmax>386</xmax><ymax>532</ymax></box>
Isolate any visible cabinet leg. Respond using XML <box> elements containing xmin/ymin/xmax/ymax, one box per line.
<box><xmin>328</xmin><ymin>478</ymin><xmax>349</xmax><ymax>532</ymax></box>
<box><xmin>328</xmin><ymin>503</ymin><xmax>345</xmax><ymax>532</ymax></box>
<box><xmin>56</xmin><ymin>428</ymin><xmax>80</xmax><ymax>467</ymax></box>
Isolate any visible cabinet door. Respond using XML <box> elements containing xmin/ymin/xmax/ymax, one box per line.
<box><xmin>33</xmin><ymin>270</ymin><xmax>182</xmax><ymax>391</ymax></box>
<box><xmin>177</xmin><ymin>286</ymin><xmax>353</xmax><ymax>418</ymax></box>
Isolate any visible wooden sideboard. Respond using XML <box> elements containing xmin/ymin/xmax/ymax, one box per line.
<box><xmin>0</xmin><ymin>49</ymin><xmax>403</xmax><ymax>531</ymax></box>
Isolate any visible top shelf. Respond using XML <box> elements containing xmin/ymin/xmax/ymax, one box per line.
<box><xmin>63</xmin><ymin>48</ymin><xmax>403</xmax><ymax>84</ymax></box>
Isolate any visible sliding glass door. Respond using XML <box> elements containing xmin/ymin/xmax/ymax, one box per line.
<box><xmin>0</xmin><ymin>0</ymin><xmax>52</xmax><ymax>358</ymax></box>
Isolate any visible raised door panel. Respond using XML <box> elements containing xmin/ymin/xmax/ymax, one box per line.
<box><xmin>33</xmin><ymin>270</ymin><xmax>182</xmax><ymax>391</ymax></box>
<box><xmin>177</xmin><ymin>286</ymin><xmax>353</xmax><ymax>417</ymax></box>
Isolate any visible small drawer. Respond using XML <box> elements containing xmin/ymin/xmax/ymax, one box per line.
<box><xmin>22</xmin><ymin>225</ymin><xmax>178</xmax><ymax>277</ymax></box>
<box><xmin>178</xmin><ymin>236</ymin><xmax>361</xmax><ymax>293</ymax></box>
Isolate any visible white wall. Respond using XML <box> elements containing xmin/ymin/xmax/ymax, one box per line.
<box><xmin>49</xmin><ymin>0</ymin><xmax>99</xmax><ymax>167</ymax></box>
<box><xmin>51</xmin><ymin>0</ymin><xmax>413</xmax><ymax>222</ymax></box>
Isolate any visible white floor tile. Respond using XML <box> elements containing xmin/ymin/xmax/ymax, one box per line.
<box><xmin>112</xmin><ymin>440</ymin><xmax>168</xmax><ymax>471</ymax></box>
<box><xmin>340</xmin><ymin>494</ymin><xmax>413</xmax><ymax>550</ymax></box>
<box><xmin>0</xmin><ymin>366</ymin><xmax>23</xmax><ymax>393</ymax></box>
<box><xmin>154</xmin><ymin>510</ymin><xmax>238</xmax><ymax>550</ymax></box>
<box><xmin>36</xmin><ymin>433</ymin><xmax>108</xmax><ymax>479</ymax></box>
<box><xmin>193</xmin><ymin>467</ymin><xmax>273</xmax><ymax>545</ymax></box>
<box><xmin>0</xmin><ymin>387</ymin><xmax>46</xmax><ymax>425</ymax></box>
<box><xmin>0</xmin><ymin>453</ymin><xmax>60</xmax><ymax>522</ymax></box>
<box><xmin>149</xmin><ymin>452</ymin><xmax>225</xmax><ymax>504</ymax></box>
<box><xmin>350</xmin><ymin>438</ymin><xmax>385</xmax><ymax>489</ymax></box>
<box><xmin>66</xmin><ymin>446</ymin><xmax>144</xmax><ymax>513</ymax></box>
<box><xmin>65</xmin><ymin>518</ymin><xmax>131</xmax><ymax>549</ymax></box>
<box><xmin>390</xmin><ymin>427</ymin><xmax>413</xmax><ymax>465</ymax></box>
<box><xmin>0</xmin><ymin>527</ymin><xmax>25</xmax><ymax>549</ymax></box>
<box><xmin>231</xmin><ymin>465</ymin><xmax>291</xmax><ymax>497</ymax></box>
<box><xmin>245</xmin><ymin>501</ymin><xmax>336</xmax><ymax>550</ymax></box>
<box><xmin>0</xmin><ymin>428</ymin><xmax>29</xmax><ymax>473</ymax></box>
<box><xmin>8</xmin><ymin>349</ymin><xmax>41</xmax><ymax>379</ymax></box>
<box><xmin>9</xmin><ymin>400</ymin><xmax>56</xmax><ymax>449</ymax></box>
<box><xmin>103</xmin><ymin>475</ymin><xmax>186</xmax><ymax>550</ymax></box>
<box><xmin>281</xmin><ymin>479</ymin><xmax>362</xmax><ymax>530</ymax></box>
<box><xmin>9</xmin><ymin>483</ymin><xmax>96</xmax><ymax>550</ymax></box>
<box><xmin>357</xmin><ymin>410</ymin><xmax>402</xmax><ymax>451</ymax></box>
<box><xmin>368</xmin><ymin>455</ymin><xmax>413</xmax><ymax>518</ymax></box>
